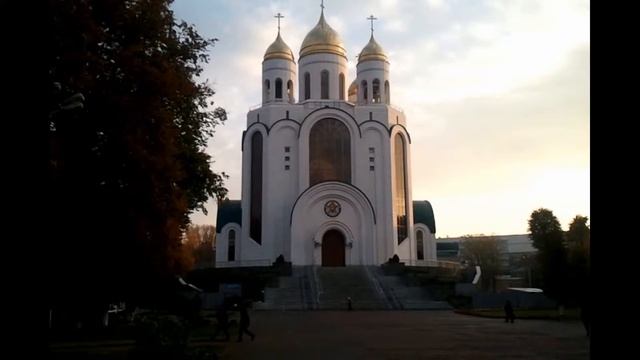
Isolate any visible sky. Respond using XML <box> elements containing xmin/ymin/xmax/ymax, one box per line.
<box><xmin>172</xmin><ymin>0</ymin><xmax>590</xmax><ymax>238</ymax></box>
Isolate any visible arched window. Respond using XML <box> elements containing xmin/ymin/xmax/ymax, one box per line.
<box><xmin>304</xmin><ymin>72</ymin><xmax>311</xmax><ymax>100</ymax></box>
<box><xmin>361</xmin><ymin>80</ymin><xmax>368</xmax><ymax>102</ymax></box>
<box><xmin>339</xmin><ymin>73</ymin><xmax>345</xmax><ymax>100</ymax></box>
<box><xmin>264</xmin><ymin>79</ymin><xmax>270</xmax><ymax>102</ymax></box>
<box><xmin>321</xmin><ymin>70</ymin><xmax>330</xmax><ymax>99</ymax></box>
<box><xmin>372</xmin><ymin>79</ymin><xmax>381</xmax><ymax>103</ymax></box>
<box><xmin>250</xmin><ymin>132</ymin><xmax>263</xmax><ymax>244</ymax></box>
<box><xmin>394</xmin><ymin>134</ymin><xmax>408</xmax><ymax>244</ymax></box>
<box><xmin>228</xmin><ymin>229</ymin><xmax>236</xmax><ymax>261</ymax></box>
<box><xmin>287</xmin><ymin>80</ymin><xmax>294</xmax><ymax>103</ymax></box>
<box><xmin>385</xmin><ymin>80</ymin><xmax>390</xmax><ymax>104</ymax></box>
<box><xmin>417</xmin><ymin>230</ymin><xmax>424</xmax><ymax>260</ymax></box>
<box><xmin>275</xmin><ymin>78</ymin><xmax>283</xmax><ymax>99</ymax></box>
<box><xmin>309</xmin><ymin>119</ymin><xmax>351</xmax><ymax>185</ymax></box>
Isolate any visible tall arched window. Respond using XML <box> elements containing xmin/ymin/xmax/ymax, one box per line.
<box><xmin>361</xmin><ymin>80</ymin><xmax>368</xmax><ymax>102</ymax></box>
<box><xmin>372</xmin><ymin>79</ymin><xmax>381</xmax><ymax>103</ymax></box>
<box><xmin>228</xmin><ymin>229</ymin><xmax>236</xmax><ymax>261</ymax></box>
<box><xmin>264</xmin><ymin>79</ymin><xmax>270</xmax><ymax>102</ymax></box>
<box><xmin>384</xmin><ymin>80</ymin><xmax>390</xmax><ymax>104</ymax></box>
<box><xmin>275</xmin><ymin>78</ymin><xmax>283</xmax><ymax>99</ymax></box>
<box><xmin>394</xmin><ymin>134</ymin><xmax>408</xmax><ymax>244</ymax></box>
<box><xmin>304</xmin><ymin>72</ymin><xmax>311</xmax><ymax>100</ymax></box>
<box><xmin>417</xmin><ymin>230</ymin><xmax>424</xmax><ymax>260</ymax></box>
<box><xmin>287</xmin><ymin>80</ymin><xmax>294</xmax><ymax>103</ymax></box>
<box><xmin>250</xmin><ymin>132</ymin><xmax>263</xmax><ymax>244</ymax></box>
<box><xmin>309</xmin><ymin>119</ymin><xmax>351</xmax><ymax>185</ymax></box>
<box><xmin>339</xmin><ymin>73</ymin><xmax>345</xmax><ymax>100</ymax></box>
<box><xmin>321</xmin><ymin>70</ymin><xmax>330</xmax><ymax>99</ymax></box>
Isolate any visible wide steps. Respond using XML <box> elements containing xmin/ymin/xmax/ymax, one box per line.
<box><xmin>255</xmin><ymin>265</ymin><xmax>452</xmax><ymax>311</ymax></box>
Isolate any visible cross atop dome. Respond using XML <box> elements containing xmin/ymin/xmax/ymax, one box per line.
<box><xmin>367</xmin><ymin>14</ymin><xmax>378</xmax><ymax>35</ymax></box>
<box><xmin>274</xmin><ymin>12</ymin><xmax>284</xmax><ymax>33</ymax></box>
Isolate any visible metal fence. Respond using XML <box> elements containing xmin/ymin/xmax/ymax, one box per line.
<box><xmin>401</xmin><ymin>259</ymin><xmax>462</xmax><ymax>269</ymax></box>
<box><xmin>215</xmin><ymin>259</ymin><xmax>272</xmax><ymax>268</ymax></box>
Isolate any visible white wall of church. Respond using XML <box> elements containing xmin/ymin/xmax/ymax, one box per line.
<box><xmin>356</xmin><ymin>60</ymin><xmax>390</xmax><ymax>105</ymax></box>
<box><xmin>298</xmin><ymin>53</ymin><xmax>348</xmax><ymax>101</ymax></box>
<box><xmin>237</xmin><ymin>100</ymin><xmax>419</xmax><ymax>266</ymax></box>
<box><xmin>414</xmin><ymin>224</ymin><xmax>437</xmax><ymax>262</ymax></box>
<box><xmin>360</xmin><ymin>124</ymin><xmax>393</xmax><ymax>263</ymax></box>
<box><xmin>263</xmin><ymin>124</ymin><xmax>299</xmax><ymax>261</ymax></box>
<box><xmin>262</xmin><ymin>58</ymin><xmax>296</xmax><ymax>104</ymax></box>
<box><xmin>290</xmin><ymin>182</ymin><xmax>377</xmax><ymax>265</ymax></box>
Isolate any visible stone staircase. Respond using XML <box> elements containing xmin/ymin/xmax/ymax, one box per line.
<box><xmin>371</xmin><ymin>267</ymin><xmax>452</xmax><ymax>310</ymax></box>
<box><xmin>316</xmin><ymin>266</ymin><xmax>389</xmax><ymax>310</ymax></box>
<box><xmin>254</xmin><ymin>265</ymin><xmax>452</xmax><ymax>310</ymax></box>
<box><xmin>254</xmin><ymin>266</ymin><xmax>316</xmax><ymax>310</ymax></box>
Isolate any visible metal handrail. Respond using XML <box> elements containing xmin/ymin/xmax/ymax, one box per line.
<box><xmin>401</xmin><ymin>259</ymin><xmax>462</xmax><ymax>269</ymax></box>
<box><xmin>215</xmin><ymin>259</ymin><xmax>272</xmax><ymax>268</ymax></box>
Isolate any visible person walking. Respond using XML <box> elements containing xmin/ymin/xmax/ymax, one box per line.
<box><xmin>212</xmin><ymin>305</ymin><xmax>230</xmax><ymax>341</ymax></box>
<box><xmin>237</xmin><ymin>301</ymin><xmax>255</xmax><ymax>342</ymax></box>
<box><xmin>504</xmin><ymin>300</ymin><xmax>515</xmax><ymax>323</ymax></box>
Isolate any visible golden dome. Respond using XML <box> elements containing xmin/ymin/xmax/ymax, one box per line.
<box><xmin>348</xmin><ymin>80</ymin><xmax>358</xmax><ymax>95</ymax></box>
<box><xmin>264</xmin><ymin>32</ymin><xmax>295</xmax><ymax>62</ymax></box>
<box><xmin>358</xmin><ymin>34</ymin><xmax>388</xmax><ymax>63</ymax></box>
<box><xmin>300</xmin><ymin>11</ymin><xmax>346</xmax><ymax>59</ymax></box>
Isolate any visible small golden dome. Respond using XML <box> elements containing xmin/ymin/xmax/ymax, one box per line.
<box><xmin>358</xmin><ymin>34</ymin><xmax>388</xmax><ymax>63</ymax></box>
<box><xmin>348</xmin><ymin>80</ymin><xmax>358</xmax><ymax>95</ymax></box>
<box><xmin>300</xmin><ymin>11</ymin><xmax>346</xmax><ymax>59</ymax></box>
<box><xmin>264</xmin><ymin>32</ymin><xmax>295</xmax><ymax>62</ymax></box>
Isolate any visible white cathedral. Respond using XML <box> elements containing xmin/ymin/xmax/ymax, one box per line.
<box><xmin>215</xmin><ymin>6</ymin><xmax>437</xmax><ymax>267</ymax></box>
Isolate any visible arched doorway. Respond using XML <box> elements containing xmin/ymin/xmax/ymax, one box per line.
<box><xmin>322</xmin><ymin>229</ymin><xmax>345</xmax><ymax>266</ymax></box>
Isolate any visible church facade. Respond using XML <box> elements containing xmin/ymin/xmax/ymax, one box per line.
<box><xmin>215</xmin><ymin>8</ymin><xmax>437</xmax><ymax>267</ymax></box>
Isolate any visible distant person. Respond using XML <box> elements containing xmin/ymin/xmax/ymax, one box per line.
<box><xmin>237</xmin><ymin>301</ymin><xmax>255</xmax><ymax>342</ymax></box>
<box><xmin>504</xmin><ymin>300</ymin><xmax>515</xmax><ymax>323</ymax></box>
<box><xmin>347</xmin><ymin>297</ymin><xmax>353</xmax><ymax>311</ymax></box>
<box><xmin>212</xmin><ymin>305</ymin><xmax>230</xmax><ymax>341</ymax></box>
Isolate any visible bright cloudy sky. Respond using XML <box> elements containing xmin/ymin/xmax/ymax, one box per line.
<box><xmin>172</xmin><ymin>0</ymin><xmax>590</xmax><ymax>238</ymax></box>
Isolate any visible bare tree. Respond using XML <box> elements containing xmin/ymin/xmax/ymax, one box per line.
<box><xmin>460</xmin><ymin>235</ymin><xmax>503</xmax><ymax>292</ymax></box>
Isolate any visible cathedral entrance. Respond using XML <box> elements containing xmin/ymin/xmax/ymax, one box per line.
<box><xmin>322</xmin><ymin>229</ymin><xmax>345</xmax><ymax>266</ymax></box>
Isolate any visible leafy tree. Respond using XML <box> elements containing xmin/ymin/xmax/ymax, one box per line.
<box><xmin>43</xmin><ymin>0</ymin><xmax>227</xmax><ymax>309</ymax></box>
<box><xmin>460</xmin><ymin>235</ymin><xmax>503</xmax><ymax>292</ymax></box>
<box><xmin>528</xmin><ymin>208</ymin><xmax>569</xmax><ymax>304</ymax></box>
<box><xmin>567</xmin><ymin>215</ymin><xmax>590</xmax><ymax>253</ymax></box>
<box><xmin>566</xmin><ymin>215</ymin><xmax>590</xmax><ymax>306</ymax></box>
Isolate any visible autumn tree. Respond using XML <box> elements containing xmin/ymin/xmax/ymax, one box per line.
<box><xmin>43</xmin><ymin>0</ymin><xmax>227</xmax><ymax>309</ymax></box>
<box><xmin>460</xmin><ymin>235</ymin><xmax>503</xmax><ymax>292</ymax></box>
<box><xmin>183</xmin><ymin>225</ymin><xmax>216</xmax><ymax>269</ymax></box>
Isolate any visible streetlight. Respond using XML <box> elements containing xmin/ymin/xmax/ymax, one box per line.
<box><xmin>521</xmin><ymin>255</ymin><xmax>532</xmax><ymax>287</ymax></box>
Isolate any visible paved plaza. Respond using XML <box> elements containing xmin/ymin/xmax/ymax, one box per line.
<box><xmin>218</xmin><ymin>310</ymin><xmax>590</xmax><ymax>360</ymax></box>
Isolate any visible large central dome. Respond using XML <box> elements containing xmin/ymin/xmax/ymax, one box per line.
<box><xmin>299</xmin><ymin>11</ymin><xmax>346</xmax><ymax>59</ymax></box>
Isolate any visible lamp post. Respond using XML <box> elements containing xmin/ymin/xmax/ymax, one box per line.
<box><xmin>522</xmin><ymin>255</ymin><xmax>532</xmax><ymax>287</ymax></box>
